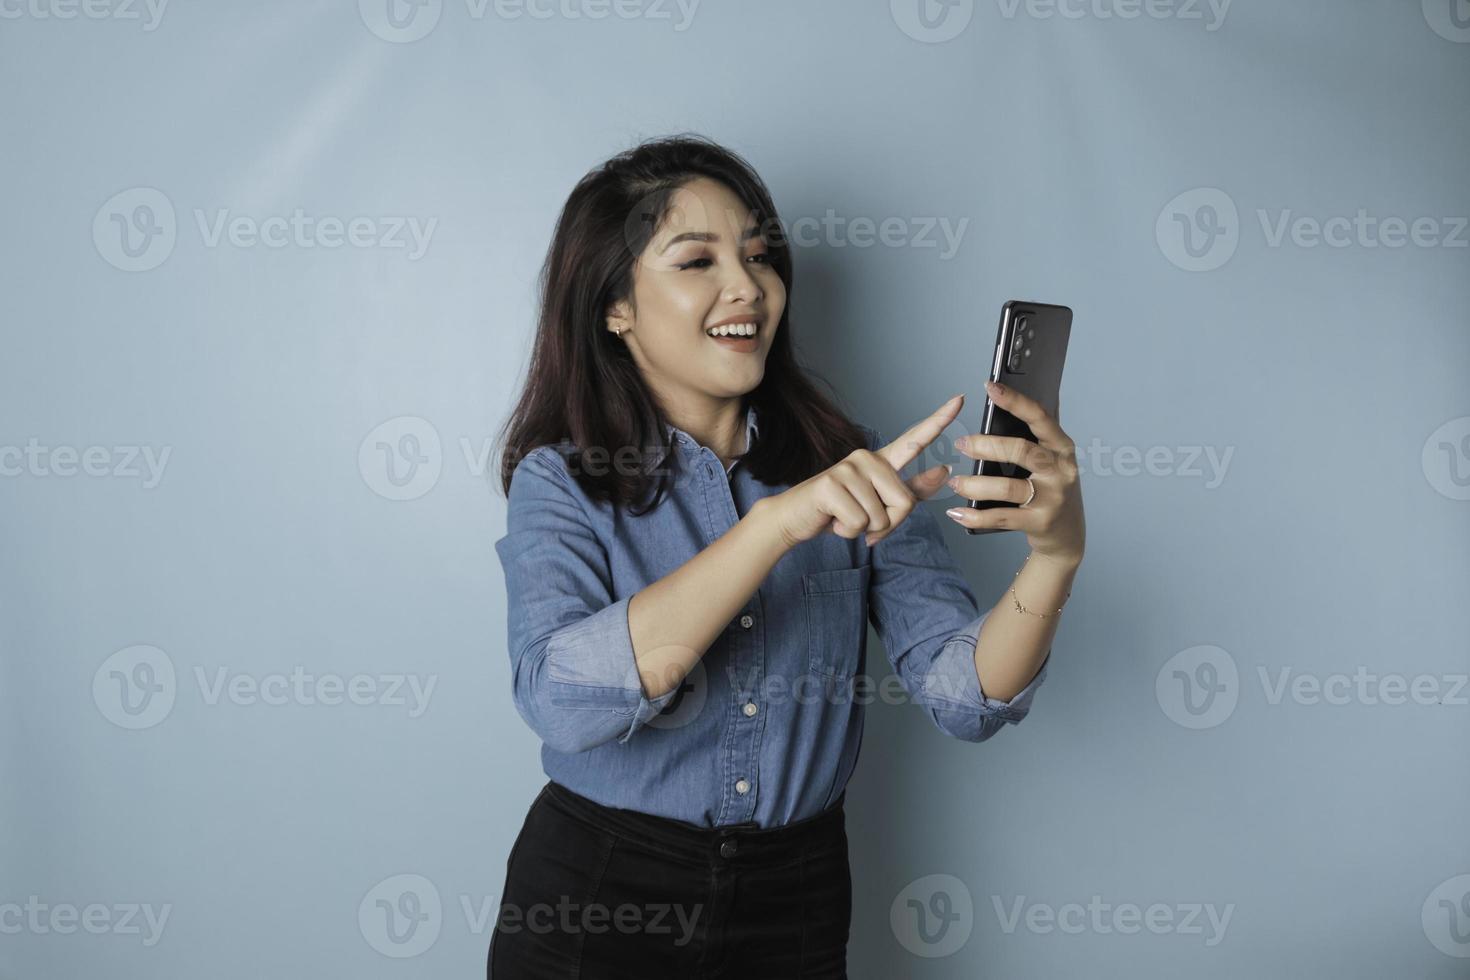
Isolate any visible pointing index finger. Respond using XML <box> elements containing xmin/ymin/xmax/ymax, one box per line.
<box><xmin>878</xmin><ymin>394</ymin><xmax>964</xmax><ymax>472</ymax></box>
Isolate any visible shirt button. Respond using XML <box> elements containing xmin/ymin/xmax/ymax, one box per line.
<box><xmin>740</xmin><ymin>614</ymin><xmax>754</xmax><ymax>629</ymax></box>
<box><xmin>719</xmin><ymin>840</ymin><xmax>738</xmax><ymax>858</ymax></box>
<box><xmin>743</xmin><ymin>702</ymin><xmax>757</xmax><ymax>717</ymax></box>
<box><xmin>735</xmin><ymin>778</ymin><xmax>750</xmax><ymax>794</ymax></box>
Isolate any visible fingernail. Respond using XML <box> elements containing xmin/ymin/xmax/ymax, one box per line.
<box><xmin>944</xmin><ymin>463</ymin><xmax>954</xmax><ymax>476</ymax></box>
<box><xmin>945</xmin><ymin>508</ymin><xmax>966</xmax><ymax>521</ymax></box>
<box><xmin>985</xmin><ymin>380</ymin><xmax>1002</xmax><ymax>395</ymax></box>
<box><xmin>954</xmin><ymin>435</ymin><xmax>969</xmax><ymax>450</ymax></box>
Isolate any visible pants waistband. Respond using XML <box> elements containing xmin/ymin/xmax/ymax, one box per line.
<box><xmin>540</xmin><ymin>780</ymin><xmax>845</xmax><ymax>868</ymax></box>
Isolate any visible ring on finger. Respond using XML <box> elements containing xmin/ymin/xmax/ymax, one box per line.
<box><xmin>1019</xmin><ymin>476</ymin><xmax>1036</xmax><ymax>508</ymax></box>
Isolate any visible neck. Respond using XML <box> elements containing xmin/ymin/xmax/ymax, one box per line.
<box><xmin>664</xmin><ymin>398</ymin><xmax>747</xmax><ymax>461</ymax></box>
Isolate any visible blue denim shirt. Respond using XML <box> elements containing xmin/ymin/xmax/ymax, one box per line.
<box><xmin>494</xmin><ymin>403</ymin><xmax>1049</xmax><ymax>828</ymax></box>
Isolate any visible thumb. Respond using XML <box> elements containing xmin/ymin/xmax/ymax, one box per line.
<box><xmin>908</xmin><ymin>462</ymin><xmax>952</xmax><ymax>501</ymax></box>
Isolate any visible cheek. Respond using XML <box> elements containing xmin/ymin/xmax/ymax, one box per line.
<box><xmin>651</xmin><ymin>277</ymin><xmax>716</xmax><ymax>323</ymax></box>
<box><xmin>764</xmin><ymin>275</ymin><xmax>788</xmax><ymax>315</ymax></box>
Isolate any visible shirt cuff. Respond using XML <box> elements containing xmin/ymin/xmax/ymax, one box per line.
<box><xmin>542</xmin><ymin>595</ymin><xmax>680</xmax><ymax>745</ymax></box>
<box><xmin>922</xmin><ymin>611</ymin><xmax>1050</xmax><ymax>724</ymax></box>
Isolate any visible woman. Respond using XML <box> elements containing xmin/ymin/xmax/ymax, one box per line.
<box><xmin>488</xmin><ymin>134</ymin><xmax>1085</xmax><ymax>978</ymax></box>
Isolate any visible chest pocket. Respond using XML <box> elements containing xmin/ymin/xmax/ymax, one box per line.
<box><xmin>802</xmin><ymin>565</ymin><xmax>872</xmax><ymax>680</ymax></box>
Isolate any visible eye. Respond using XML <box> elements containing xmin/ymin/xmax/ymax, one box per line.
<box><xmin>677</xmin><ymin>252</ymin><xmax>772</xmax><ymax>271</ymax></box>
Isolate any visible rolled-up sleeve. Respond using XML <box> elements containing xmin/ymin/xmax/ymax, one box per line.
<box><xmin>493</xmin><ymin>447</ymin><xmax>678</xmax><ymax>754</ymax></box>
<box><xmin>861</xmin><ymin>426</ymin><xmax>1049</xmax><ymax>742</ymax></box>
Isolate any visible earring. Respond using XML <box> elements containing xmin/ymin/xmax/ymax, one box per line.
<box><xmin>614</xmin><ymin>326</ymin><xmax>624</xmax><ymax>336</ymax></box>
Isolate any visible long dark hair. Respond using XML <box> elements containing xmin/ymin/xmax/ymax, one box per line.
<box><xmin>495</xmin><ymin>132</ymin><xmax>867</xmax><ymax>514</ymax></box>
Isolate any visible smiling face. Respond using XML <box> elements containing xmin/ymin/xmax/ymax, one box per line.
<box><xmin>607</xmin><ymin>176</ymin><xmax>786</xmax><ymax>413</ymax></box>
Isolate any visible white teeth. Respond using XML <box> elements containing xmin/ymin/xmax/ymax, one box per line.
<box><xmin>707</xmin><ymin>323</ymin><xmax>757</xmax><ymax>338</ymax></box>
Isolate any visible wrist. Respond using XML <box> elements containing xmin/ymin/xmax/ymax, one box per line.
<box><xmin>1030</xmin><ymin>548</ymin><xmax>1083</xmax><ymax>572</ymax></box>
<box><xmin>747</xmin><ymin>496</ymin><xmax>797</xmax><ymax>556</ymax></box>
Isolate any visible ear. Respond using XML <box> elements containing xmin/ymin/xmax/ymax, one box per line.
<box><xmin>605</xmin><ymin>298</ymin><xmax>632</xmax><ymax>335</ymax></box>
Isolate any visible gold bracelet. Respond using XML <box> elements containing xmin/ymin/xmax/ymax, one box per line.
<box><xmin>1009</xmin><ymin>553</ymin><xmax>1071</xmax><ymax>619</ymax></box>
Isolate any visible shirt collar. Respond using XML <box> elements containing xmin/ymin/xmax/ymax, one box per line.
<box><xmin>663</xmin><ymin>402</ymin><xmax>760</xmax><ymax>456</ymax></box>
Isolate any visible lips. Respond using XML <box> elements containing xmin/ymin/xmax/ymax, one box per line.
<box><xmin>705</xmin><ymin>318</ymin><xmax>761</xmax><ymax>340</ymax></box>
<box><xmin>706</xmin><ymin>324</ymin><xmax>759</xmax><ymax>352</ymax></box>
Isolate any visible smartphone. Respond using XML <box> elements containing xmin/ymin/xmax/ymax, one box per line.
<box><xmin>964</xmin><ymin>300</ymin><xmax>1073</xmax><ymax>535</ymax></box>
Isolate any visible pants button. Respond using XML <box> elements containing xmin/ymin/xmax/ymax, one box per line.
<box><xmin>719</xmin><ymin>840</ymin><xmax>738</xmax><ymax>858</ymax></box>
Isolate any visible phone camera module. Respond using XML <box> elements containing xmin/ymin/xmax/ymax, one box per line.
<box><xmin>1008</xmin><ymin>316</ymin><xmax>1030</xmax><ymax>372</ymax></box>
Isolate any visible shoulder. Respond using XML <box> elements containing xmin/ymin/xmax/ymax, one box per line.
<box><xmin>507</xmin><ymin>440</ymin><xmax>581</xmax><ymax>495</ymax></box>
<box><xmin>500</xmin><ymin>441</ymin><xmax>601</xmax><ymax>544</ymax></box>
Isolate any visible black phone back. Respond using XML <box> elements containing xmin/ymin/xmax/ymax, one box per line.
<box><xmin>965</xmin><ymin>300</ymin><xmax>1072</xmax><ymax>535</ymax></box>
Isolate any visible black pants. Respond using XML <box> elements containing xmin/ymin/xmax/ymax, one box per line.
<box><xmin>487</xmin><ymin>779</ymin><xmax>851</xmax><ymax>979</ymax></box>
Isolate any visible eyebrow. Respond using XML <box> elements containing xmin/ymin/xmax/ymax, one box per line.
<box><xmin>657</xmin><ymin>225</ymin><xmax>765</xmax><ymax>255</ymax></box>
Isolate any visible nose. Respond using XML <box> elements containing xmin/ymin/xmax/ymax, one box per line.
<box><xmin>721</xmin><ymin>260</ymin><xmax>764</xmax><ymax>305</ymax></box>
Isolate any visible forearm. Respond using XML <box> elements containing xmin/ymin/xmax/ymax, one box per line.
<box><xmin>627</xmin><ymin>496</ymin><xmax>792</xmax><ymax>699</ymax></box>
<box><xmin>973</xmin><ymin>550</ymin><xmax>1080</xmax><ymax>702</ymax></box>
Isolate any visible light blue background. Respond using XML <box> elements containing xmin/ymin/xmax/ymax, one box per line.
<box><xmin>2</xmin><ymin>1</ymin><xmax>1467</xmax><ymax>976</ymax></box>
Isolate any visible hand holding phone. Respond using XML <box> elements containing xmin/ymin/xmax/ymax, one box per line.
<box><xmin>954</xmin><ymin>300</ymin><xmax>1073</xmax><ymax>536</ymax></box>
